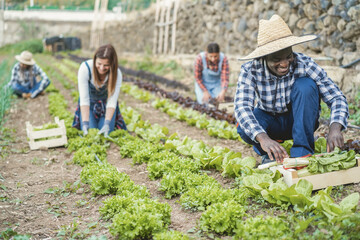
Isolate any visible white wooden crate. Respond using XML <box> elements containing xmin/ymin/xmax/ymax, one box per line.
<box><xmin>270</xmin><ymin>158</ymin><xmax>360</xmax><ymax>190</ymax></box>
<box><xmin>26</xmin><ymin>117</ymin><xmax>67</xmax><ymax>150</ymax></box>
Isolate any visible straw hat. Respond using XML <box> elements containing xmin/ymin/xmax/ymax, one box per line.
<box><xmin>15</xmin><ymin>51</ymin><xmax>36</xmax><ymax>65</ymax></box>
<box><xmin>238</xmin><ymin>14</ymin><xmax>318</xmax><ymax>61</ymax></box>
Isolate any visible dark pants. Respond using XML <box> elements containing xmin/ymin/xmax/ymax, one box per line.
<box><xmin>237</xmin><ymin>77</ymin><xmax>320</xmax><ymax>158</ymax></box>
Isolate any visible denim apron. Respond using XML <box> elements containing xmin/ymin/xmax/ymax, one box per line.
<box><xmin>195</xmin><ymin>52</ymin><xmax>224</xmax><ymax>104</ymax></box>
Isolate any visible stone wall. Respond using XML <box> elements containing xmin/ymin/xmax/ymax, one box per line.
<box><xmin>175</xmin><ymin>0</ymin><xmax>360</xmax><ymax>66</ymax></box>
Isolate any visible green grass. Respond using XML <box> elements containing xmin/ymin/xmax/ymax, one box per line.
<box><xmin>0</xmin><ymin>39</ymin><xmax>43</xmax><ymax>55</ymax></box>
<box><xmin>0</xmin><ymin>59</ymin><xmax>15</xmax><ymax>128</ymax></box>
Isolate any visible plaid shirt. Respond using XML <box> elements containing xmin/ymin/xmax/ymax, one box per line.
<box><xmin>194</xmin><ymin>52</ymin><xmax>229</xmax><ymax>91</ymax></box>
<box><xmin>234</xmin><ymin>52</ymin><xmax>349</xmax><ymax>141</ymax></box>
<box><xmin>9</xmin><ymin>62</ymin><xmax>49</xmax><ymax>90</ymax></box>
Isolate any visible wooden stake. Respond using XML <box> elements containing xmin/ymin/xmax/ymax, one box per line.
<box><xmin>171</xmin><ymin>0</ymin><xmax>179</xmax><ymax>54</ymax></box>
<box><xmin>157</xmin><ymin>2</ymin><xmax>166</xmax><ymax>54</ymax></box>
<box><xmin>153</xmin><ymin>0</ymin><xmax>160</xmax><ymax>54</ymax></box>
<box><xmin>163</xmin><ymin>0</ymin><xmax>172</xmax><ymax>54</ymax></box>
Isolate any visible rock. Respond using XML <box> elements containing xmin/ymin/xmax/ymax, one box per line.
<box><xmin>315</xmin><ymin>14</ymin><xmax>326</xmax><ymax>30</ymax></box>
<box><xmin>323</xmin><ymin>14</ymin><xmax>337</xmax><ymax>27</ymax></box>
<box><xmin>341</xmin><ymin>42</ymin><xmax>356</xmax><ymax>52</ymax></box>
<box><xmin>327</xmin><ymin>5</ymin><xmax>343</xmax><ymax>16</ymax></box>
<box><xmin>345</xmin><ymin>0</ymin><xmax>358</xmax><ymax>9</ymax></box>
<box><xmin>288</xmin><ymin>13</ymin><xmax>300</xmax><ymax>30</ymax></box>
<box><xmin>342</xmin><ymin>52</ymin><xmax>360</xmax><ymax>67</ymax></box>
<box><xmin>336</xmin><ymin>18</ymin><xmax>346</xmax><ymax>31</ymax></box>
<box><xmin>320</xmin><ymin>0</ymin><xmax>331</xmax><ymax>10</ymax></box>
<box><xmin>329</xmin><ymin>31</ymin><xmax>343</xmax><ymax>48</ymax></box>
<box><xmin>340</xmin><ymin>10</ymin><xmax>351</xmax><ymax>22</ymax></box>
<box><xmin>225</xmin><ymin>22</ymin><xmax>232</xmax><ymax>30</ymax></box>
<box><xmin>278</xmin><ymin>3</ymin><xmax>291</xmax><ymax>21</ymax></box>
<box><xmin>356</xmin><ymin>37</ymin><xmax>360</xmax><ymax>52</ymax></box>
<box><xmin>303</xmin><ymin>21</ymin><xmax>316</xmax><ymax>34</ymax></box>
<box><xmin>235</xmin><ymin>17</ymin><xmax>247</xmax><ymax>33</ymax></box>
<box><xmin>298</xmin><ymin>7</ymin><xmax>306</xmax><ymax>18</ymax></box>
<box><xmin>307</xmin><ymin>38</ymin><xmax>323</xmax><ymax>52</ymax></box>
<box><xmin>253</xmin><ymin>0</ymin><xmax>266</xmax><ymax>15</ymax></box>
<box><xmin>247</xmin><ymin>18</ymin><xmax>258</xmax><ymax>30</ymax></box>
<box><xmin>342</xmin><ymin>70</ymin><xmax>360</xmax><ymax>99</ymax></box>
<box><xmin>304</xmin><ymin>3</ymin><xmax>321</xmax><ymax>20</ymax></box>
<box><xmin>288</xmin><ymin>0</ymin><xmax>302</xmax><ymax>8</ymax></box>
<box><xmin>322</xmin><ymin>66</ymin><xmax>346</xmax><ymax>87</ymax></box>
<box><xmin>347</xmin><ymin>4</ymin><xmax>360</xmax><ymax>23</ymax></box>
<box><xmin>331</xmin><ymin>0</ymin><xmax>346</xmax><ymax>5</ymax></box>
<box><xmin>296</xmin><ymin>18</ymin><xmax>308</xmax><ymax>29</ymax></box>
<box><xmin>323</xmin><ymin>46</ymin><xmax>343</xmax><ymax>64</ymax></box>
<box><xmin>213</xmin><ymin>1</ymin><xmax>223</xmax><ymax>10</ymax></box>
<box><xmin>343</xmin><ymin>21</ymin><xmax>360</xmax><ymax>40</ymax></box>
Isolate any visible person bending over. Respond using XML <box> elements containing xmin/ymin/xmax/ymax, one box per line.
<box><xmin>72</xmin><ymin>44</ymin><xmax>127</xmax><ymax>137</ymax></box>
<box><xmin>194</xmin><ymin>42</ymin><xmax>229</xmax><ymax>104</ymax></box>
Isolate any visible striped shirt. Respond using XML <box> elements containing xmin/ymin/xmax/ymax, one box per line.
<box><xmin>234</xmin><ymin>52</ymin><xmax>349</xmax><ymax>141</ymax></box>
<box><xmin>194</xmin><ymin>52</ymin><xmax>229</xmax><ymax>91</ymax></box>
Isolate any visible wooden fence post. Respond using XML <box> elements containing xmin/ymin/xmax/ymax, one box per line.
<box><xmin>153</xmin><ymin>0</ymin><xmax>180</xmax><ymax>55</ymax></box>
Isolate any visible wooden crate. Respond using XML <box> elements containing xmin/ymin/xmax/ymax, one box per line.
<box><xmin>26</xmin><ymin>117</ymin><xmax>67</xmax><ymax>150</ymax></box>
<box><xmin>218</xmin><ymin>102</ymin><xmax>234</xmax><ymax>114</ymax></box>
<box><xmin>270</xmin><ymin>158</ymin><xmax>360</xmax><ymax>190</ymax></box>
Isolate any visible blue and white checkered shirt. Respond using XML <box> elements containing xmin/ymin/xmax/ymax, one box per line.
<box><xmin>234</xmin><ymin>52</ymin><xmax>349</xmax><ymax>141</ymax></box>
<box><xmin>9</xmin><ymin>62</ymin><xmax>49</xmax><ymax>98</ymax></box>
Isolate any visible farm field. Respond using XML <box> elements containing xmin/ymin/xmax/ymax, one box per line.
<box><xmin>0</xmin><ymin>48</ymin><xmax>360</xmax><ymax>239</ymax></box>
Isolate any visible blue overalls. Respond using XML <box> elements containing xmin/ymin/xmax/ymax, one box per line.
<box><xmin>79</xmin><ymin>82</ymin><xmax>116</xmax><ymax>131</ymax></box>
<box><xmin>195</xmin><ymin>52</ymin><xmax>224</xmax><ymax>104</ymax></box>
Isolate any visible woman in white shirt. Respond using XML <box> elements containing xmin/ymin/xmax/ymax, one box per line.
<box><xmin>72</xmin><ymin>44</ymin><xmax>127</xmax><ymax>136</ymax></box>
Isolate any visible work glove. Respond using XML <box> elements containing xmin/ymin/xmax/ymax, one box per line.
<box><xmin>98</xmin><ymin>120</ymin><xmax>110</xmax><ymax>137</ymax></box>
<box><xmin>82</xmin><ymin>121</ymin><xmax>89</xmax><ymax>136</ymax></box>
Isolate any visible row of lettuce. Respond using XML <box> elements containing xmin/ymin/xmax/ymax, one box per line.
<box><xmin>43</xmin><ymin>54</ymin><xmax>360</xmax><ymax>239</ymax></box>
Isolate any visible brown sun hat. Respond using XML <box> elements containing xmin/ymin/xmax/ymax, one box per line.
<box><xmin>238</xmin><ymin>14</ymin><xmax>318</xmax><ymax>61</ymax></box>
<box><xmin>15</xmin><ymin>51</ymin><xmax>36</xmax><ymax>65</ymax></box>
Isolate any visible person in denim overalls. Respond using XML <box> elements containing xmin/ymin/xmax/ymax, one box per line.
<box><xmin>194</xmin><ymin>43</ymin><xmax>229</xmax><ymax>104</ymax></box>
<box><xmin>72</xmin><ymin>44</ymin><xmax>127</xmax><ymax>136</ymax></box>
<box><xmin>9</xmin><ymin>51</ymin><xmax>50</xmax><ymax>99</ymax></box>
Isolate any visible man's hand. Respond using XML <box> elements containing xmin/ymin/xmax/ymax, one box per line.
<box><xmin>202</xmin><ymin>91</ymin><xmax>211</xmax><ymax>103</ymax></box>
<box><xmin>327</xmin><ymin>122</ymin><xmax>344</xmax><ymax>152</ymax></box>
<box><xmin>256</xmin><ymin>133</ymin><xmax>289</xmax><ymax>163</ymax></box>
<box><xmin>216</xmin><ymin>89</ymin><xmax>226</xmax><ymax>102</ymax></box>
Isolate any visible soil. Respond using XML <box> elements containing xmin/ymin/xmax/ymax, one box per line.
<box><xmin>1</xmin><ymin>55</ymin><xmax>359</xmax><ymax>239</ymax></box>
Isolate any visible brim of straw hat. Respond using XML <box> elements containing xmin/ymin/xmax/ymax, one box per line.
<box><xmin>15</xmin><ymin>55</ymin><xmax>36</xmax><ymax>65</ymax></box>
<box><xmin>238</xmin><ymin>34</ymin><xmax>318</xmax><ymax>61</ymax></box>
